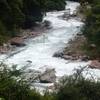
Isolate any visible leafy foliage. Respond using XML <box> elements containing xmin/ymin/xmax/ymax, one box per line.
<box><xmin>82</xmin><ymin>0</ymin><xmax>100</xmax><ymax>58</ymax></box>
<box><xmin>55</xmin><ymin>68</ymin><xmax>100</xmax><ymax>100</ymax></box>
<box><xmin>0</xmin><ymin>63</ymin><xmax>42</xmax><ymax>100</ymax></box>
<box><xmin>1</xmin><ymin>63</ymin><xmax>100</xmax><ymax>100</ymax></box>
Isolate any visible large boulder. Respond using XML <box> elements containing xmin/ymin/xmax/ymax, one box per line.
<box><xmin>39</xmin><ymin>68</ymin><xmax>56</xmax><ymax>83</ymax></box>
<box><xmin>10</xmin><ymin>37</ymin><xmax>25</xmax><ymax>47</ymax></box>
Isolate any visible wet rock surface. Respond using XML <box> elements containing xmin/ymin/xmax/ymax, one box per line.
<box><xmin>39</xmin><ymin>68</ymin><xmax>56</xmax><ymax>83</ymax></box>
<box><xmin>10</xmin><ymin>37</ymin><xmax>25</xmax><ymax>47</ymax></box>
<box><xmin>21</xmin><ymin>65</ymin><xmax>56</xmax><ymax>84</ymax></box>
<box><xmin>89</xmin><ymin>60</ymin><xmax>100</xmax><ymax>69</ymax></box>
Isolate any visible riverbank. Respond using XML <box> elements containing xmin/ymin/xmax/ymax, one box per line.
<box><xmin>57</xmin><ymin>34</ymin><xmax>88</xmax><ymax>61</ymax></box>
<box><xmin>0</xmin><ymin>21</ymin><xmax>51</xmax><ymax>54</ymax></box>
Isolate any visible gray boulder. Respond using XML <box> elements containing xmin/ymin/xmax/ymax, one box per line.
<box><xmin>39</xmin><ymin>68</ymin><xmax>56</xmax><ymax>83</ymax></box>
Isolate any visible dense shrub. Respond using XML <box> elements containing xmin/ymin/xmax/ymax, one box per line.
<box><xmin>82</xmin><ymin>0</ymin><xmax>100</xmax><ymax>58</ymax></box>
<box><xmin>1</xmin><ymin>64</ymin><xmax>100</xmax><ymax>100</ymax></box>
<box><xmin>0</xmin><ymin>63</ymin><xmax>42</xmax><ymax>100</ymax></box>
<box><xmin>55</xmin><ymin>68</ymin><xmax>100</xmax><ymax>100</ymax></box>
<box><xmin>44</xmin><ymin>0</ymin><xmax>66</xmax><ymax>11</ymax></box>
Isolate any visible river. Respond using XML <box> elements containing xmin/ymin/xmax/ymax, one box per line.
<box><xmin>0</xmin><ymin>1</ymin><xmax>100</xmax><ymax>92</ymax></box>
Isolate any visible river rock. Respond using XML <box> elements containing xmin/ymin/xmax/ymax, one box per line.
<box><xmin>28</xmin><ymin>32</ymin><xmax>41</xmax><ymax>38</ymax></box>
<box><xmin>39</xmin><ymin>68</ymin><xmax>56</xmax><ymax>83</ymax></box>
<box><xmin>53</xmin><ymin>52</ymin><xmax>64</xmax><ymax>58</ymax></box>
<box><xmin>42</xmin><ymin>20</ymin><xmax>52</xmax><ymax>29</ymax></box>
<box><xmin>62</xmin><ymin>55</ymin><xmax>73</xmax><ymax>60</ymax></box>
<box><xmin>80</xmin><ymin>55</ymin><xmax>89</xmax><ymax>61</ymax></box>
<box><xmin>10</xmin><ymin>37</ymin><xmax>25</xmax><ymax>47</ymax></box>
<box><xmin>89</xmin><ymin>60</ymin><xmax>100</xmax><ymax>69</ymax></box>
<box><xmin>22</xmin><ymin>69</ymin><xmax>41</xmax><ymax>83</ymax></box>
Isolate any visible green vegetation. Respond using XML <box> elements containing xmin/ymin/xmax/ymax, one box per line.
<box><xmin>1</xmin><ymin>63</ymin><xmax>100</xmax><ymax>100</ymax></box>
<box><xmin>41</xmin><ymin>0</ymin><xmax>66</xmax><ymax>11</ymax></box>
<box><xmin>0</xmin><ymin>63</ymin><xmax>42</xmax><ymax>100</ymax></box>
<box><xmin>55</xmin><ymin>69</ymin><xmax>100</xmax><ymax>100</ymax></box>
<box><xmin>0</xmin><ymin>0</ymin><xmax>66</xmax><ymax>45</ymax></box>
<box><xmin>69</xmin><ymin>0</ymin><xmax>100</xmax><ymax>59</ymax></box>
<box><xmin>81</xmin><ymin>0</ymin><xmax>100</xmax><ymax>59</ymax></box>
<box><xmin>69</xmin><ymin>0</ymin><xmax>94</xmax><ymax>4</ymax></box>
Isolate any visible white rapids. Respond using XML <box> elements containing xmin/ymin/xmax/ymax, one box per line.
<box><xmin>0</xmin><ymin>1</ymin><xmax>100</xmax><ymax>91</ymax></box>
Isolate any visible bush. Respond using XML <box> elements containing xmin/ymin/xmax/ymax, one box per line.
<box><xmin>82</xmin><ymin>0</ymin><xmax>100</xmax><ymax>58</ymax></box>
<box><xmin>1</xmin><ymin>63</ymin><xmax>100</xmax><ymax>100</ymax></box>
<box><xmin>55</xmin><ymin>68</ymin><xmax>100</xmax><ymax>100</ymax></box>
<box><xmin>0</xmin><ymin>63</ymin><xmax>42</xmax><ymax>100</ymax></box>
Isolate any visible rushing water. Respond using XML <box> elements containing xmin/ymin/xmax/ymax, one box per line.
<box><xmin>0</xmin><ymin>1</ymin><xmax>100</xmax><ymax>91</ymax></box>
